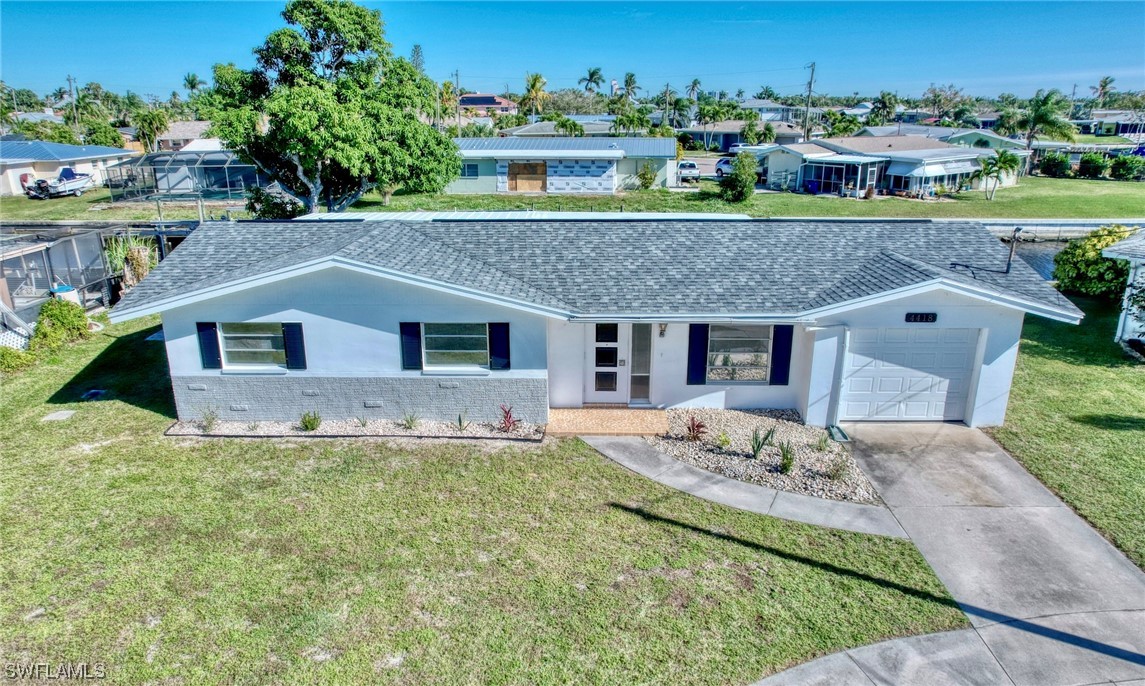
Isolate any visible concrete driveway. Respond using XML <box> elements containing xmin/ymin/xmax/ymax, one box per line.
<box><xmin>847</xmin><ymin>423</ymin><xmax>1145</xmax><ymax>685</ymax></box>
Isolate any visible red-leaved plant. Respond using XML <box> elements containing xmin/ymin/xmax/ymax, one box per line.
<box><xmin>685</xmin><ymin>415</ymin><xmax>707</xmax><ymax>442</ymax></box>
<box><xmin>498</xmin><ymin>404</ymin><xmax>521</xmax><ymax>433</ymax></box>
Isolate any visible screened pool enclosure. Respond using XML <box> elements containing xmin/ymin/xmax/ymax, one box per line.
<box><xmin>1</xmin><ymin>229</ymin><xmax>109</xmax><ymax>326</ymax></box>
<box><xmin>105</xmin><ymin>150</ymin><xmax>270</xmax><ymax>201</ymax></box>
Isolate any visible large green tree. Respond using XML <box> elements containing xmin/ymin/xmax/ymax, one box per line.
<box><xmin>83</xmin><ymin>120</ymin><xmax>126</xmax><ymax>148</ymax></box>
<box><xmin>209</xmin><ymin>0</ymin><xmax>458</xmax><ymax>211</ymax></box>
<box><xmin>995</xmin><ymin>88</ymin><xmax>1076</xmax><ymax>169</ymax></box>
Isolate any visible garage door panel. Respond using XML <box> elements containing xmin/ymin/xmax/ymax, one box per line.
<box><xmin>841</xmin><ymin>328</ymin><xmax>978</xmax><ymax>422</ymax></box>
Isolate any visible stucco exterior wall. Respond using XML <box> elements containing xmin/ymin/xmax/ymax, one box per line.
<box><xmin>616</xmin><ymin>158</ymin><xmax>671</xmax><ymax>190</ymax></box>
<box><xmin>161</xmin><ymin>267</ymin><xmax>551</xmax><ymax>423</ymax></box>
<box><xmin>443</xmin><ymin>159</ymin><xmax>498</xmax><ymax>194</ymax></box>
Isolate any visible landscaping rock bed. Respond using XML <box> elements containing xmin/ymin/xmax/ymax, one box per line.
<box><xmin>645</xmin><ymin>409</ymin><xmax>879</xmax><ymax>504</ymax></box>
<box><xmin>167</xmin><ymin>418</ymin><xmax>545</xmax><ymax>441</ymax></box>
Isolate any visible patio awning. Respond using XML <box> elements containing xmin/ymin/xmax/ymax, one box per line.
<box><xmin>887</xmin><ymin>159</ymin><xmax>979</xmax><ymax>178</ymax></box>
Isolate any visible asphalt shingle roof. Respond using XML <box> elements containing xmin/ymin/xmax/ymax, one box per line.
<box><xmin>1103</xmin><ymin>229</ymin><xmax>1145</xmax><ymax>261</ymax></box>
<box><xmin>114</xmin><ymin>219</ymin><xmax>1081</xmax><ymax>321</ymax></box>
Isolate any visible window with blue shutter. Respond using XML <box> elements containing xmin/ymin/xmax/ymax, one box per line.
<box><xmin>769</xmin><ymin>325</ymin><xmax>794</xmax><ymax>386</ymax></box>
<box><xmin>196</xmin><ymin>322</ymin><xmax>222</xmax><ymax>370</ymax></box>
<box><xmin>399</xmin><ymin>322</ymin><xmax>422</xmax><ymax>370</ymax></box>
<box><xmin>488</xmin><ymin>323</ymin><xmax>510</xmax><ymax>370</ymax></box>
<box><xmin>282</xmin><ymin>323</ymin><xmax>307</xmax><ymax>370</ymax></box>
<box><xmin>686</xmin><ymin>324</ymin><xmax>709</xmax><ymax>385</ymax></box>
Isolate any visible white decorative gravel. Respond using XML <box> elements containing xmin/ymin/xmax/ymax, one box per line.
<box><xmin>168</xmin><ymin>417</ymin><xmax>544</xmax><ymax>441</ymax></box>
<box><xmin>645</xmin><ymin>409</ymin><xmax>879</xmax><ymax>504</ymax></box>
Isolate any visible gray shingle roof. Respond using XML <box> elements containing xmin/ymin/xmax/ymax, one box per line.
<box><xmin>1103</xmin><ymin>229</ymin><xmax>1145</xmax><ymax>261</ymax></box>
<box><xmin>113</xmin><ymin>220</ymin><xmax>1081</xmax><ymax>320</ymax></box>
<box><xmin>454</xmin><ymin>137</ymin><xmax>675</xmax><ymax>158</ymax></box>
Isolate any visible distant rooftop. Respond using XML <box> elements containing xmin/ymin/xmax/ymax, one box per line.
<box><xmin>0</xmin><ymin>140</ymin><xmax>135</xmax><ymax>163</ymax></box>
<box><xmin>454</xmin><ymin>136</ymin><xmax>676</xmax><ymax>158</ymax></box>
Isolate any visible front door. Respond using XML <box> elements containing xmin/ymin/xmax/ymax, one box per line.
<box><xmin>585</xmin><ymin>323</ymin><xmax>629</xmax><ymax>403</ymax></box>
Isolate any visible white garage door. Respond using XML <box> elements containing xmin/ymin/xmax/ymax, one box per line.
<box><xmin>841</xmin><ymin>328</ymin><xmax>979</xmax><ymax>421</ymax></box>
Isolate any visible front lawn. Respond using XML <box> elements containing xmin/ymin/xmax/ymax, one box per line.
<box><xmin>0</xmin><ymin>188</ymin><xmax>244</xmax><ymax>222</ymax></box>
<box><xmin>356</xmin><ymin>176</ymin><xmax>1145</xmax><ymax>219</ymax></box>
<box><xmin>0</xmin><ymin>318</ymin><xmax>965</xmax><ymax>684</ymax></box>
<box><xmin>987</xmin><ymin>297</ymin><xmax>1145</xmax><ymax>568</ymax></box>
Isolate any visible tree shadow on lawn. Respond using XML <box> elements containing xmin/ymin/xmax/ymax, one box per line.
<box><xmin>1071</xmin><ymin>414</ymin><xmax>1145</xmax><ymax>432</ymax></box>
<box><xmin>48</xmin><ymin>323</ymin><xmax>176</xmax><ymax>418</ymax></box>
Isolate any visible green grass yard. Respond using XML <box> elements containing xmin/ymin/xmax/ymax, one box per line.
<box><xmin>987</xmin><ymin>297</ymin><xmax>1145</xmax><ymax>568</ymax></box>
<box><xmin>1</xmin><ymin>175</ymin><xmax>1142</xmax><ymax>223</ymax></box>
<box><xmin>1065</xmin><ymin>134</ymin><xmax>1135</xmax><ymax>146</ymax></box>
<box><xmin>0</xmin><ymin>318</ymin><xmax>965</xmax><ymax>684</ymax></box>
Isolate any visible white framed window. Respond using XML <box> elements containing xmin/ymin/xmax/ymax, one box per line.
<box><xmin>219</xmin><ymin>322</ymin><xmax>286</xmax><ymax>367</ymax></box>
<box><xmin>422</xmin><ymin>323</ymin><xmax>489</xmax><ymax>369</ymax></box>
<box><xmin>460</xmin><ymin>163</ymin><xmax>479</xmax><ymax>178</ymax></box>
<box><xmin>707</xmin><ymin>324</ymin><xmax>771</xmax><ymax>383</ymax></box>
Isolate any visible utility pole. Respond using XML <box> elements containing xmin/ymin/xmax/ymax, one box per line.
<box><xmin>1069</xmin><ymin>84</ymin><xmax>1077</xmax><ymax>119</ymax></box>
<box><xmin>663</xmin><ymin>83</ymin><xmax>672</xmax><ymax>126</ymax></box>
<box><xmin>66</xmin><ymin>75</ymin><xmax>80</xmax><ymax>136</ymax></box>
<box><xmin>454</xmin><ymin>69</ymin><xmax>461</xmax><ymax>129</ymax></box>
<box><xmin>802</xmin><ymin>62</ymin><xmax>816</xmax><ymax>141</ymax></box>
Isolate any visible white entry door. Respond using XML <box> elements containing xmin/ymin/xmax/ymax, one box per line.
<box><xmin>840</xmin><ymin>328</ymin><xmax>978</xmax><ymax>421</ymax></box>
<box><xmin>585</xmin><ymin>323</ymin><xmax>630</xmax><ymax>403</ymax></box>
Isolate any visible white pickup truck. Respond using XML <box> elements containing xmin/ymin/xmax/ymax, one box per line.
<box><xmin>676</xmin><ymin>160</ymin><xmax>701</xmax><ymax>184</ymax></box>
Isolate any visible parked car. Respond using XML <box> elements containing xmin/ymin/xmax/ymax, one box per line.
<box><xmin>676</xmin><ymin>160</ymin><xmax>700</xmax><ymax>183</ymax></box>
<box><xmin>714</xmin><ymin>157</ymin><xmax>735</xmax><ymax>177</ymax></box>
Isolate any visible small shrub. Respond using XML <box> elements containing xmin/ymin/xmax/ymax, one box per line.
<box><xmin>750</xmin><ymin>427</ymin><xmax>766</xmax><ymax>459</ymax></box>
<box><xmin>715</xmin><ymin>431</ymin><xmax>731</xmax><ymax>449</ymax></box>
<box><xmin>1038</xmin><ymin>151</ymin><xmax>1071</xmax><ymax>178</ymax></box>
<box><xmin>1077</xmin><ymin>151</ymin><xmax>1111</xmax><ymax>179</ymax></box>
<box><xmin>826</xmin><ymin>454</ymin><xmax>848</xmax><ymax>481</ymax></box>
<box><xmin>29</xmin><ymin>298</ymin><xmax>89</xmax><ymax>352</ymax></box>
<box><xmin>356</xmin><ymin>416</ymin><xmax>369</xmax><ymax>427</ymax></box>
<box><xmin>778</xmin><ymin>442</ymin><xmax>795</xmax><ymax>474</ymax></box>
<box><xmin>246</xmin><ymin>186</ymin><xmax>304</xmax><ymax>219</ymax></box>
<box><xmin>718</xmin><ymin>152</ymin><xmax>758</xmax><ymax>203</ymax></box>
<box><xmin>497</xmin><ymin>404</ymin><xmax>521</xmax><ymax>433</ymax></box>
<box><xmin>637</xmin><ymin>161</ymin><xmax>658</xmax><ymax>190</ymax></box>
<box><xmin>247</xmin><ymin>422</ymin><xmax>260</xmax><ymax>432</ymax></box>
<box><xmin>0</xmin><ymin>346</ymin><xmax>36</xmax><ymax>373</ymax></box>
<box><xmin>762</xmin><ymin>426</ymin><xmax>776</xmax><ymax>447</ymax></box>
<box><xmin>1111</xmin><ymin>155</ymin><xmax>1145</xmax><ymax>181</ymax></box>
<box><xmin>299</xmin><ymin>410</ymin><xmax>322</xmax><ymax>431</ymax></box>
<box><xmin>455</xmin><ymin>412</ymin><xmax>471</xmax><ymax>432</ymax></box>
<box><xmin>816</xmin><ymin>434</ymin><xmax>830</xmax><ymax>452</ymax></box>
<box><xmin>684</xmin><ymin>415</ymin><xmax>707</xmax><ymax>441</ymax></box>
<box><xmin>399</xmin><ymin>412</ymin><xmax>420</xmax><ymax>430</ymax></box>
<box><xmin>1053</xmin><ymin>225</ymin><xmax>1137</xmax><ymax>299</ymax></box>
<box><xmin>198</xmin><ymin>406</ymin><xmax>219</xmax><ymax>433</ymax></box>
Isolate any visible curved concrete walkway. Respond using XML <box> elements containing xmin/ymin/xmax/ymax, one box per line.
<box><xmin>581</xmin><ymin>435</ymin><xmax>906</xmax><ymax>538</ymax></box>
<box><xmin>756</xmin><ymin>423</ymin><xmax>1145</xmax><ymax>686</ymax></box>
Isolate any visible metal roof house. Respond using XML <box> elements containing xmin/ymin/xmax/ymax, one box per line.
<box><xmin>109</xmin><ymin>218</ymin><xmax>1080</xmax><ymax>429</ymax></box>
<box><xmin>0</xmin><ymin>140</ymin><xmax>136</xmax><ymax>196</ymax></box>
<box><xmin>448</xmin><ymin>137</ymin><xmax>679</xmax><ymax>194</ymax></box>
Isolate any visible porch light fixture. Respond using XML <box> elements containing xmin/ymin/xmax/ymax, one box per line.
<box><xmin>658</xmin><ymin>323</ymin><xmax>668</xmax><ymax>337</ymax></box>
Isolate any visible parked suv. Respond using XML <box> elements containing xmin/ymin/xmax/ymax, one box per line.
<box><xmin>714</xmin><ymin>157</ymin><xmax>735</xmax><ymax>177</ymax></box>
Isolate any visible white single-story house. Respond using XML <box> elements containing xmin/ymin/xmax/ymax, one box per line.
<box><xmin>762</xmin><ymin>143</ymin><xmax>886</xmax><ymax>194</ymax></box>
<box><xmin>0</xmin><ymin>140</ymin><xmax>137</xmax><ymax>196</ymax></box>
<box><xmin>1103</xmin><ymin>229</ymin><xmax>1145</xmax><ymax>343</ymax></box>
<box><xmin>858</xmin><ymin>125</ymin><xmax>1028</xmax><ymax>152</ymax></box>
<box><xmin>109</xmin><ymin>218</ymin><xmax>1081</xmax><ymax>428</ymax></box>
<box><xmin>679</xmin><ymin>120</ymin><xmax>810</xmax><ymax>152</ymax></box>
<box><xmin>447</xmin><ymin>137</ymin><xmax>678</xmax><ymax>194</ymax></box>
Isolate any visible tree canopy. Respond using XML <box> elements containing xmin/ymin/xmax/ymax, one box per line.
<box><xmin>208</xmin><ymin>0</ymin><xmax>459</xmax><ymax>211</ymax></box>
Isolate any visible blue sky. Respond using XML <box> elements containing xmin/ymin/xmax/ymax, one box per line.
<box><xmin>2</xmin><ymin>1</ymin><xmax>1142</xmax><ymax>100</ymax></box>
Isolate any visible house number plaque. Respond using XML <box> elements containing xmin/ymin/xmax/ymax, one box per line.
<box><xmin>905</xmin><ymin>312</ymin><xmax>938</xmax><ymax>323</ymax></box>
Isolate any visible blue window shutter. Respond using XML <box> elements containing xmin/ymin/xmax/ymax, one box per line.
<box><xmin>686</xmin><ymin>324</ymin><xmax>709</xmax><ymax>385</ymax></box>
<box><xmin>488</xmin><ymin>323</ymin><xmax>510</xmax><ymax>370</ymax></box>
<box><xmin>400</xmin><ymin>322</ymin><xmax>422</xmax><ymax>370</ymax></box>
<box><xmin>282</xmin><ymin>323</ymin><xmax>306</xmax><ymax>370</ymax></box>
<box><xmin>770</xmin><ymin>325</ymin><xmax>794</xmax><ymax>386</ymax></box>
<box><xmin>196</xmin><ymin>322</ymin><xmax>221</xmax><ymax>370</ymax></box>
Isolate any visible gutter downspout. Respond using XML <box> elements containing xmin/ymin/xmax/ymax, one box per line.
<box><xmin>827</xmin><ymin>325</ymin><xmax>851</xmax><ymax>427</ymax></box>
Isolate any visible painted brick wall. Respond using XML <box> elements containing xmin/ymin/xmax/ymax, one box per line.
<box><xmin>171</xmin><ymin>375</ymin><xmax>549</xmax><ymax>424</ymax></box>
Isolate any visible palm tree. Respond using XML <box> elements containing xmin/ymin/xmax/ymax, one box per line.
<box><xmin>622</xmin><ymin>72</ymin><xmax>639</xmax><ymax>100</ymax></box>
<box><xmin>1090</xmin><ymin>76</ymin><xmax>1116</xmax><ymax>109</ymax></box>
<box><xmin>735</xmin><ymin>88</ymin><xmax>745</xmax><ymax>100</ymax></box>
<box><xmin>995</xmin><ymin>89</ymin><xmax>1076</xmax><ymax>169</ymax></box>
<box><xmin>184</xmin><ymin>72</ymin><xmax>206</xmax><ymax>95</ymax></box>
<box><xmin>687</xmin><ymin>79</ymin><xmax>702</xmax><ymax>101</ymax></box>
<box><xmin>133</xmin><ymin>107</ymin><xmax>169</xmax><ymax>152</ymax></box>
<box><xmin>554</xmin><ymin>117</ymin><xmax>585</xmax><ymax>137</ymax></box>
<box><xmin>578</xmin><ymin>67</ymin><xmax>604</xmax><ymax>94</ymax></box>
<box><xmin>740</xmin><ymin>119</ymin><xmax>759</xmax><ymax>145</ymax></box>
<box><xmin>969</xmin><ymin>150</ymin><xmax>1021</xmax><ymax>200</ymax></box>
<box><xmin>871</xmin><ymin>91</ymin><xmax>898</xmax><ymax>124</ymax></box>
<box><xmin>760</xmin><ymin>123</ymin><xmax>776</xmax><ymax>144</ymax></box>
<box><xmin>521</xmin><ymin>73</ymin><xmax>551</xmax><ymax>116</ymax></box>
<box><xmin>668</xmin><ymin>97</ymin><xmax>693</xmax><ymax>128</ymax></box>
<box><xmin>696</xmin><ymin>102</ymin><xmax>720</xmax><ymax>149</ymax></box>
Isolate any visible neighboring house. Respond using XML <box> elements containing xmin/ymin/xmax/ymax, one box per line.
<box><xmin>763</xmin><ymin>143</ymin><xmax>887</xmax><ymax>195</ymax></box>
<box><xmin>11</xmin><ymin>109</ymin><xmax>65</xmax><ymax>125</ymax></box>
<box><xmin>459</xmin><ymin>94</ymin><xmax>518</xmax><ymax>115</ymax></box>
<box><xmin>158</xmin><ymin>121</ymin><xmax>212</xmax><ymax>152</ymax></box>
<box><xmin>738</xmin><ymin>99</ymin><xmax>806</xmax><ymax>123</ymax></box>
<box><xmin>858</xmin><ymin>125</ymin><xmax>1028</xmax><ymax>152</ymax></box>
<box><xmin>107</xmin><ymin>218</ymin><xmax>1081</xmax><ymax>428</ymax></box>
<box><xmin>0</xmin><ymin>140</ymin><xmax>136</xmax><ymax>196</ymax></box>
<box><xmin>817</xmin><ymin>136</ymin><xmax>1022</xmax><ymax>194</ymax></box>
<box><xmin>679</xmin><ymin>120</ymin><xmax>808</xmax><ymax>152</ymax></box>
<box><xmin>896</xmin><ymin>108</ymin><xmax>932</xmax><ymax>124</ymax></box>
<box><xmin>103</xmin><ymin>149</ymin><xmax>268</xmax><ymax>202</ymax></box>
<box><xmin>1103</xmin><ymin>230</ymin><xmax>1145</xmax><ymax>344</ymax></box>
<box><xmin>117</xmin><ymin>127</ymin><xmax>146</xmax><ymax>153</ymax></box>
<box><xmin>447</xmin><ymin>137</ymin><xmax>677</xmax><ymax>194</ymax></box>
<box><xmin>1090</xmin><ymin>110</ymin><xmax>1145</xmax><ymax>140</ymax></box>
<box><xmin>500</xmin><ymin>120</ymin><xmax>618</xmax><ymax>137</ymax></box>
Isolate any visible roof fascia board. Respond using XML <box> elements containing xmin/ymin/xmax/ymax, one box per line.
<box><xmin>460</xmin><ymin>150</ymin><xmax>627</xmax><ymax>160</ymax></box>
